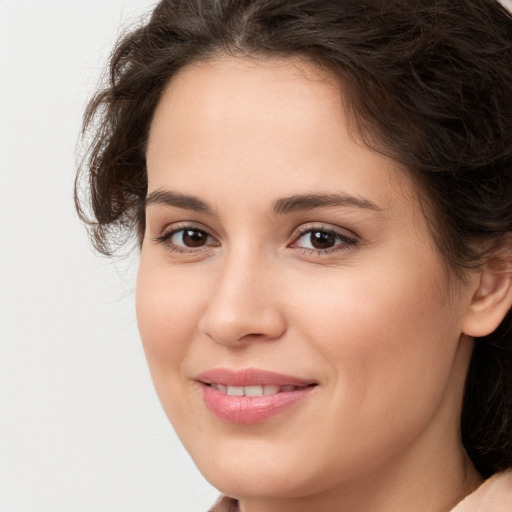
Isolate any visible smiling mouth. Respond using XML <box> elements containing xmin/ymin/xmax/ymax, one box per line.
<box><xmin>207</xmin><ymin>383</ymin><xmax>313</xmax><ymax>397</ymax></box>
<box><xmin>196</xmin><ymin>368</ymin><xmax>318</xmax><ymax>423</ymax></box>
<box><xmin>197</xmin><ymin>369</ymin><xmax>318</xmax><ymax>424</ymax></box>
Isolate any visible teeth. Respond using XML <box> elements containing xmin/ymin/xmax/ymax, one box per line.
<box><xmin>227</xmin><ymin>386</ymin><xmax>244</xmax><ymax>396</ymax></box>
<box><xmin>211</xmin><ymin>384</ymin><xmax>297</xmax><ymax>396</ymax></box>
<box><xmin>245</xmin><ymin>385</ymin><xmax>263</xmax><ymax>396</ymax></box>
<box><xmin>263</xmin><ymin>385</ymin><xmax>280</xmax><ymax>395</ymax></box>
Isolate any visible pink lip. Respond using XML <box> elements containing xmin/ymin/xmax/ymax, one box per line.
<box><xmin>197</xmin><ymin>368</ymin><xmax>316</xmax><ymax>387</ymax></box>
<box><xmin>196</xmin><ymin>368</ymin><xmax>317</xmax><ymax>424</ymax></box>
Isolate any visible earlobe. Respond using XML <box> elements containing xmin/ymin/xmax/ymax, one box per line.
<box><xmin>462</xmin><ymin>259</ymin><xmax>512</xmax><ymax>338</ymax></box>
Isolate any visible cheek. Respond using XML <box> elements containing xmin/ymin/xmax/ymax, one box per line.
<box><xmin>135</xmin><ymin>256</ymin><xmax>206</xmax><ymax>392</ymax></box>
<box><xmin>289</xmin><ymin>257</ymin><xmax>460</xmax><ymax>420</ymax></box>
<box><xmin>272</xmin><ymin>261</ymin><xmax>463</xmax><ymax>476</ymax></box>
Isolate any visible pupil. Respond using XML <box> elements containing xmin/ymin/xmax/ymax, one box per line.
<box><xmin>183</xmin><ymin>229</ymin><xmax>206</xmax><ymax>247</ymax></box>
<box><xmin>311</xmin><ymin>231</ymin><xmax>335</xmax><ymax>249</ymax></box>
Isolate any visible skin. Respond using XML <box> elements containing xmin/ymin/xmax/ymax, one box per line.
<box><xmin>137</xmin><ymin>56</ymin><xmax>497</xmax><ymax>512</ymax></box>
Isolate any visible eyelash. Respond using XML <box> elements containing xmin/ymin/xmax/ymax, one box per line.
<box><xmin>291</xmin><ymin>225</ymin><xmax>358</xmax><ymax>255</ymax></box>
<box><xmin>152</xmin><ymin>223</ymin><xmax>219</xmax><ymax>254</ymax></box>
<box><xmin>152</xmin><ymin>223</ymin><xmax>358</xmax><ymax>256</ymax></box>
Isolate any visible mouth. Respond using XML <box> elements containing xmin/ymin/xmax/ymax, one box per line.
<box><xmin>208</xmin><ymin>383</ymin><xmax>305</xmax><ymax>396</ymax></box>
<box><xmin>196</xmin><ymin>368</ymin><xmax>318</xmax><ymax>424</ymax></box>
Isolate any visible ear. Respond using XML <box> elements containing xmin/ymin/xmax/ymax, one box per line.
<box><xmin>462</xmin><ymin>255</ymin><xmax>512</xmax><ymax>338</ymax></box>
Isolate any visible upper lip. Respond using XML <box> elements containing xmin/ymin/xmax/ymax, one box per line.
<box><xmin>196</xmin><ymin>368</ymin><xmax>316</xmax><ymax>387</ymax></box>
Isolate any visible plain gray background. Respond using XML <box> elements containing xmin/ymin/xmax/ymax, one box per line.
<box><xmin>1</xmin><ymin>0</ymin><xmax>511</xmax><ymax>511</ymax></box>
<box><xmin>0</xmin><ymin>1</ymin><xmax>216</xmax><ymax>511</ymax></box>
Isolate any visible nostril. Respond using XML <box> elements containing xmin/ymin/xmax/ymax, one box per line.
<box><xmin>199</xmin><ymin>305</ymin><xmax>287</xmax><ymax>347</ymax></box>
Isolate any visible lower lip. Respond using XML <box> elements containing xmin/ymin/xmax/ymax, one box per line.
<box><xmin>200</xmin><ymin>384</ymin><xmax>315</xmax><ymax>424</ymax></box>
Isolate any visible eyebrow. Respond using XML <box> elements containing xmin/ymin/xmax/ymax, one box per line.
<box><xmin>272</xmin><ymin>193</ymin><xmax>383</xmax><ymax>215</ymax></box>
<box><xmin>145</xmin><ymin>190</ymin><xmax>211</xmax><ymax>213</ymax></box>
<box><xmin>145</xmin><ymin>189</ymin><xmax>382</xmax><ymax>215</ymax></box>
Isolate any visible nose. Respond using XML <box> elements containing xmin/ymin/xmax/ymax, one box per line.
<box><xmin>198</xmin><ymin>252</ymin><xmax>287</xmax><ymax>347</ymax></box>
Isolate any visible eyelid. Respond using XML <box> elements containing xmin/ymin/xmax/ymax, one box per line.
<box><xmin>150</xmin><ymin>220</ymin><xmax>358</xmax><ymax>256</ymax></box>
<box><xmin>291</xmin><ymin>222</ymin><xmax>357</xmax><ymax>240</ymax></box>
<box><xmin>151</xmin><ymin>222</ymin><xmax>220</xmax><ymax>251</ymax></box>
<box><xmin>289</xmin><ymin>223</ymin><xmax>359</xmax><ymax>253</ymax></box>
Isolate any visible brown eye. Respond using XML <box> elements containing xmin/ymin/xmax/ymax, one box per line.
<box><xmin>166</xmin><ymin>228</ymin><xmax>217</xmax><ymax>249</ymax></box>
<box><xmin>292</xmin><ymin>227</ymin><xmax>357</xmax><ymax>253</ymax></box>
<box><xmin>181</xmin><ymin>229</ymin><xmax>208</xmax><ymax>247</ymax></box>
<box><xmin>153</xmin><ymin>224</ymin><xmax>220</xmax><ymax>253</ymax></box>
<box><xmin>309</xmin><ymin>231</ymin><xmax>336</xmax><ymax>249</ymax></box>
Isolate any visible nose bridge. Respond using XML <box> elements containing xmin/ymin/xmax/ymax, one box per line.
<box><xmin>198</xmin><ymin>244</ymin><xmax>285</xmax><ymax>345</ymax></box>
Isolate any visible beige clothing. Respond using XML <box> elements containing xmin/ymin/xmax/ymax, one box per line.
<box><xmin>208</xmin><ymin>471</ymin><xmax>512</xmax><ymax>512</ymax></box>
<box><xmin>450</xmin><ymin>470</ymin><xmax>512</xmax><ymax>511</ymax></box>
<box><xmin>208</xmin><ymin>495</ymin><xmax>238</xmax><ymax>512</ymax></box>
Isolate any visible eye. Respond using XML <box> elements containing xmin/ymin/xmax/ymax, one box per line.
<box><xmin>171</xmin><ymin>228</ymin><xmax>211</xmax><ymax>248</ymax></box>
<box><xmin>153</xmin><ymin>225</ymin><xmax>219</xmax><ymax>252</ymax></box>
<box><xmin>291</xmin><ymin>226</ymin><xmax>357</xmax><ymax>253</ymax></box>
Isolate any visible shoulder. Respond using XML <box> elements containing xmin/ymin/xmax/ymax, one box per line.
<box><xmin>450</xmin><ymin>471</ymin><xmax>512</xmax><ymax>512</ymax></box>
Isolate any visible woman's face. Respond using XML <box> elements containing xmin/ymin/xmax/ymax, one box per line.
<box><xmin>138</xmin><ymin>57</ymin><xmax>476</xmax><ymax>503</ymax></box>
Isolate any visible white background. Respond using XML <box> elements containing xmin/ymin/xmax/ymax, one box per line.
<box><xmin>1</xmin><ymin>1</ymin><xmax>511</xmax><ymax>512</ymax></box>
<box><xmin>0</xmin><ymin>1</ymin><xmax>217</xmax><ymax>511</ymax></box>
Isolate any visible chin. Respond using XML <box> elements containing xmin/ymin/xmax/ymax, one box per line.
<box><xmin>182</xmin><ymin>431</ymin><xmax>343</xmax><ymax>500</ymax></box>
<box><xmin>200</xmin><ymin>460</ymin><xmax>320</xmax><ymax>500</ymax></box>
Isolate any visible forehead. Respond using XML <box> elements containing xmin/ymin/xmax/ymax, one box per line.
<box><xmin>146</xmin><ymin>56</ymin><xmax>415</xmax><ymax>212</ymax></box>
<box><xmin>148</xmin><ymin>56</ymin><xmax>343</xmax><ymax>159</ymax></box>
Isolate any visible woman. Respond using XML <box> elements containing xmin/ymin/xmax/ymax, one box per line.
<box><xmin>76</xmin><ymin>0</ymin><xmax>512</xmax><ymax>510</ymax></box>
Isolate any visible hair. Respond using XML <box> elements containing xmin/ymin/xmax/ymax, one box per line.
<box><xmin>75</xmin><ymin>0</ymin><xmax>512</xmax><ymax>477</ymax></box>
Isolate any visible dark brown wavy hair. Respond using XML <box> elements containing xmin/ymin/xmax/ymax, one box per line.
<box><xmin>76</xmin><ymin>0</ymin><xmax>512</xmax><ymax>477</ymax></box>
